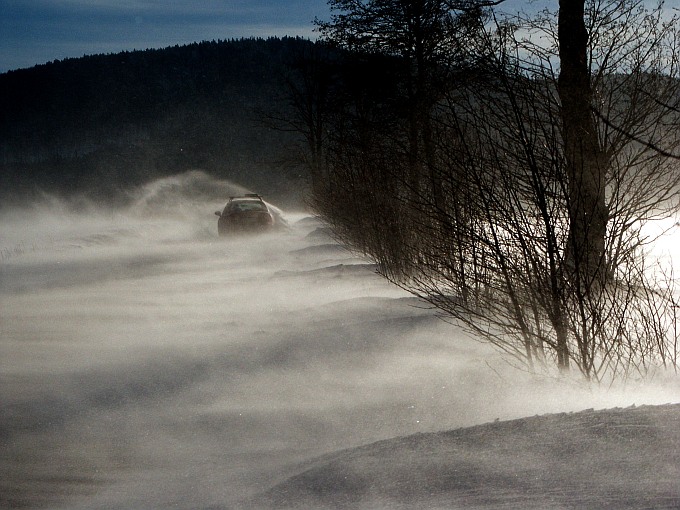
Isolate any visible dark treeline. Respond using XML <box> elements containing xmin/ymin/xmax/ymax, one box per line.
<box><xmin>0</xmin><ymin>37</ymin><xmax>315</xmax><ymax>207</ymax></box>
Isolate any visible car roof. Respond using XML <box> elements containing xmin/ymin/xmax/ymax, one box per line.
<box><xmin>229</xmin><ymin>194</ymin><xmax>264</xmax><ymax>201</ymax></box>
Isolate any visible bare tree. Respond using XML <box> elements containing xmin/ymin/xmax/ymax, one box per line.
<box><xmin>307</xmin><ymin>0</ymin><xmax>680</xmax><ymax>381</ymax></box>
<box><xmin>317</xmin><ymin>0</ymin><xmax>485</xmax><ymax>204</ymax></box>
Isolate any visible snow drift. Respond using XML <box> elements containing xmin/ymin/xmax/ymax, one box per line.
<box><xmin>251</xmin><ymin>404</ymin><xmax>680</xmax><ymax>509</ymax></box>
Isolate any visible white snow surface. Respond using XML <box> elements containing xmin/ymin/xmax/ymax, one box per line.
<box><xmin>1</xmin><ymin>173</ymin><xmax>679</xmax><ymax>509</ymax></box>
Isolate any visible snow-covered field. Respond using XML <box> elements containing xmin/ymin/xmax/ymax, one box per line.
<box><xmin>1</xmin><ymin>173</ymin><xmax>679</xmax><ymax>509</ymax></box>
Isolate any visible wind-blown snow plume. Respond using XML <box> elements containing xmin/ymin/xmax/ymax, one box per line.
<box><xmin>1</xmin><ymin>173</ymin><xmax>678</xmax><ymax>509</ymax></box>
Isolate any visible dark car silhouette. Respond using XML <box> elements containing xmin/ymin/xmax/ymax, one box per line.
<box><xmin>215</xmin><ymin>194</ymin><xmax>275</xmax><ymax>236</ymax></box>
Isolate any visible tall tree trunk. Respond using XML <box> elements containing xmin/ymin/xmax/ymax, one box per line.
<box><xmin>557</xmin><ymin>0</ymin><xmax>609</xmax><ymax>371</ymax></box>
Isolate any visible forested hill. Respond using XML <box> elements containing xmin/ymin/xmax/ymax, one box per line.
<box><xmin>0</xmin><ymin>37</ymin><xmax>313</xmax><ymax>207</ymax></box>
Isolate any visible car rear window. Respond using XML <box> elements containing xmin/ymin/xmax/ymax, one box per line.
<box><xmin>229</xmin><ymin>201</ymin><xmax>268</xmax><ymax>212</ymax></box>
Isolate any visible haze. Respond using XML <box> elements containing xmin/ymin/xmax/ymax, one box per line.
<box><xmin>1</xmin><ymin>172</ymin><xmax>678</xmax><ymax>509</ymax></box>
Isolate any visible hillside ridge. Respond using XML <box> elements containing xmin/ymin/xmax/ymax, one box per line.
<box><xmin>0</xmin><ymin>37</ymin><xmax>315</xmax><ymax>207</ymax></box>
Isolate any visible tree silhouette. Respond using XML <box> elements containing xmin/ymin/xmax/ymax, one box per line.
<box><xmin>308</xmin><ymin>0</ymin><xmax>680</xmax><ymax>381</ymax></box>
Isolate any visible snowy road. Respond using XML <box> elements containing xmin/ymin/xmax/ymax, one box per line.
<box><xmin>2</xmin><ymin>174</ymin><xmax>678</xmax><ymax>509</ymax></box>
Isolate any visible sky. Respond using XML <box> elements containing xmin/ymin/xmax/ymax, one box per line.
<box><xmin>0</xmin><ymin>0</ymin><xmax>330</xmax><ymax>73</ymax></box>
<box><xmin>1</xmin><ymin>0</ymin><xmax>678</xmax><ymax>73</ymax></box>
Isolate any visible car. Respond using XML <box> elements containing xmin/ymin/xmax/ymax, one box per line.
<box><xmin>215</xmin><ymin>194</ymin><xmax>275</xmax><ymax>236</ymax></box>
